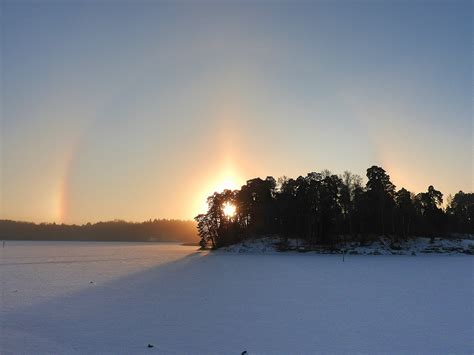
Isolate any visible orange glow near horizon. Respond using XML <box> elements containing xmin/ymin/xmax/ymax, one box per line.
<box><xmin>195</xmin><ymin>161</ymin><xmax>244</xmax><ymax>216</ymax></box>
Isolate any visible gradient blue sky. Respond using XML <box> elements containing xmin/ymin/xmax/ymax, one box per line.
<box><xmin>1</xmin><ymin>0</ymin><xmax>472</xmax><ymax>223</ymax></box>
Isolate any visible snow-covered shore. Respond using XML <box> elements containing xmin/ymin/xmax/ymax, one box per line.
<box><xmin>219</xmin><ymin>236</ymin><xmax>474</xmax><ymax>255</ymax></box>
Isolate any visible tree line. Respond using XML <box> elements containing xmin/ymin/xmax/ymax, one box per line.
<box><xmin>0</xmin><ymin>219</ymin><xmax>198</xmax><ymax>243</ymax></box>
<box><xmin>195</xmin><ymin>166</ymin><xmax>473</xmax><ymax>249</ymax></box>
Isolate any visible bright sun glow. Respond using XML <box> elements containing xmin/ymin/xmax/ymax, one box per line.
<box><xmin>213</xmin><ymin>177</ymin><xmax>240</xmax><ymax>194</ymax></box>
<box><xmin>196</xmin><ymin>164</ymin><xmax>243</xmax><ymax>216</ymax></box>
<box><xmin>222</xmin><ymin>202</ymin><xmax>236</xmax><ymax>217</ymax></box>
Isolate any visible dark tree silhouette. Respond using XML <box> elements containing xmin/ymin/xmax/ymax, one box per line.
<box><xmin>447</xmin><ymin>191</ymin><xmax>474</xmax><ymax>233</ymax></box>
<box><xmin>195</xmin><ymin>165</ymin><xmax>473</xmax><ymax>249</ymax></box>
<box><xmin>415</xmin><ymin>185</ymin><xmax>444</xmax><ymax>237</ymax></box>
<box><xmin>365</xmin><ymin>166</ymin><xmax>396</xmax><ymax>235</ymax></box>
<box><xmin>395</xmin><ymin>188</ymin><xmax>415</xmax><ymax>238</ymax></box>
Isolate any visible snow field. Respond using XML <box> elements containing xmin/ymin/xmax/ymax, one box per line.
<box><xmin>1</xmin><ymin>241</ymin><xmax>472</xmax><ymax>354</ymax></box>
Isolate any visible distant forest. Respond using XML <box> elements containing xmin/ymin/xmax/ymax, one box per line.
<box><xmin>0</xmin><ymin>219</ymin><xmax>198</xmax><ymax>243</ymax></box>
<box><xmin>196</xmin><ymin>166</ymin><xmax>473</xmax><ymax>249</ymax></box>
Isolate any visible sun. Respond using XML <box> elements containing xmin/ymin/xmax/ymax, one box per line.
<box><xmin>222</xmin><ymin>202</ymin><xmax>236</xmax><ymax>217</ymax></box>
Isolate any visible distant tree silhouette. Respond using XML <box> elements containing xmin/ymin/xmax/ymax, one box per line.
<box><xmin>195</xmin><ymin>165</ymin><xmax>473</xmax><ymax>249</ymax></box>
<box><xmin>0</xmin><ymin>219</ymin><xmax>198</xmax><ymax>243</ymax></box>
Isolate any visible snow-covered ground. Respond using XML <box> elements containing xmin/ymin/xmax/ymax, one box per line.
<box><xmin>1</xmin><ymin>241</ymin><xmax>473</xmax><ymax>354</ymax></box>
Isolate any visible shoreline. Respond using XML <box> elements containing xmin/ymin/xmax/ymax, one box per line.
<box><xmin>216</xmin><ymin>236</ymin><xmax>474</xmax><ymax>255</ymax></box>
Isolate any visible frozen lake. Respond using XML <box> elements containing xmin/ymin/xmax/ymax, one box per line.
<box><xmin>1</xmin><ymin>241</ymin><xmax>472</xmax><ymax>354</ymax></box>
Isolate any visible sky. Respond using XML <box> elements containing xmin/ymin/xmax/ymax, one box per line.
<box><xmin>1</xmin><ymin>0</ymin><xmax>472</xmax><ymax>224</ymax></box>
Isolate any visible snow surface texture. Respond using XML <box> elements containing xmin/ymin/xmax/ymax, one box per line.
<box><xmin>1</xmin><ymin>241</ymin><xmax>473</xmax><ymax>354</ymax></box>
<box><xmin>220</xmin><ymin>236</ymin><xmax>474</xmax><ymax>255</ymax></box>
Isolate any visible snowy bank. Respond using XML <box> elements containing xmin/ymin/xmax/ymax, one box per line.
<box><xmin>218</xmin><ymin>236</ymin><xmax>474</xmax><ymax>255</ymax></box>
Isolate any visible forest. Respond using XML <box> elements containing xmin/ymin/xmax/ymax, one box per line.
<box><xmin>0</xmin><ymin>219</ymin><xmax>198</xmax><ymax>243</ymax></box>
<box><xmin>195</xmin><ymin>166</ymin><xmax>474</xmax><ymax>249</ymax></box>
